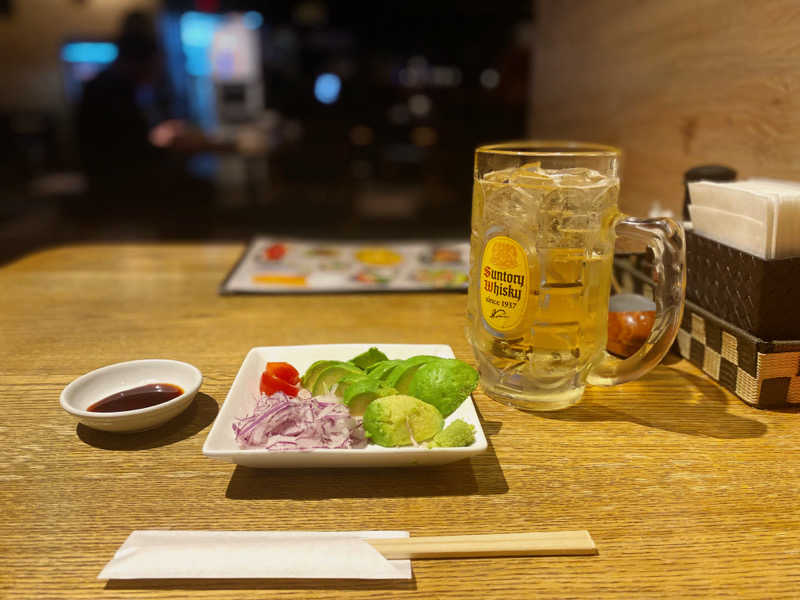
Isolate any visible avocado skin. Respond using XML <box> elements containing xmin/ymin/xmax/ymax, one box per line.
<box><xmin>367</xmin><ymin>360</ymin><xmax>403</xmax><ymax>380</ymax></box>
<box><xmin>384</xmin><ymin>355</ymin><xmax>440</xmax><ymax>392</ymax></box>
<box><xmin>407</xmin><ymin>359</ymin><xmax>479</xmax><ymax>417</ymax></box>
<box><xmin>349</xmin><ymin>347</ymin><xmax>389</xmax><ymax>370</ymax></box>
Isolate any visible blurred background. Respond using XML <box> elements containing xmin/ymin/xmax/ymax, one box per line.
<box><xmin>0</xmin><ymin>0</ymin><xmax>532</xmax><ymax>264</ymax></box>
<box><xmin>4</xmin><ymin>1</ymin><xmax>800</xmax><ymax>267</ymax></box>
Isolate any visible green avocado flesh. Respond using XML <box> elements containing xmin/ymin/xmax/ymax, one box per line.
<box><xmin>333</xmin><ymin>373</ymin><xmax>368</xmax><ymax>397</ymax></box>
<box><xmin>343</xmin><ymin>378</ymin><xmax>396</xmax><ymax>416</ymax></box>
<box><xmin>363</xmin><ymin>394</ymin><xmax>444</xmax><ymax>447</ymax></box>
<box><xmin>303</xmin><ymin>350</ymin><xmax>478</xmax><ymax>431</ymax></box>
<box><xmin>302</xmin><ymin>360</ymin><xmax>349</xmax><ymax>390</ymax></box>
<box><xmin>312</xmin><ymin>364</ymin><xmax>364</xmax><ymax>396</ymax></box>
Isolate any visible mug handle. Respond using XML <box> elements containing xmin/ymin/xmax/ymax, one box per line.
<box><xmin>587</xmin><ymin>216</ymin><xmax>686</xmax><ymax>386</ymax></box>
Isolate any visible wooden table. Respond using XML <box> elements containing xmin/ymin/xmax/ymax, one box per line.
<box><xmin>1</xmin><ymin>244</ymin><xmax>798</xmax><ymax>599</ymax></box>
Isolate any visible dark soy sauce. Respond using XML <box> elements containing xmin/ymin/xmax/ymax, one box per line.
<box><xmin>87</xmin><ymin>383</ymin><xmax>184</xmax><ymax>413</ymax></box>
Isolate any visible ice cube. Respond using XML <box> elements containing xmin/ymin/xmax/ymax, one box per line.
<box><xmin>546</xmin><ymin>167</ymin><xmax>613</xmax><ymax>188</ymax></box>
<box><xmin>511</xmin><ymin>162</ymin><xmax>555</xmax><ymax>187</ymax></box>
<box><xmin>560</xmin><ymin>213</ymin><xmax>596</xmax><ymax>232</ymax></box>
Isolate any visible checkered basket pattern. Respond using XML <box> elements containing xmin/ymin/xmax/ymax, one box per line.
<box><xmin>677</xmin><ymin>301</ymin><xmax>800</xmax><ymax>409</ymax></box>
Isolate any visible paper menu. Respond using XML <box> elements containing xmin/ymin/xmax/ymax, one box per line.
<box><xmin>220</xmin><ymin>237</ymin><xmax>470</xmax><ymax>294</ymax></box>
<box><xmin>99</xmin><ymin>530</ymin><xmax>412</xmax><ymax>580</ymax></box>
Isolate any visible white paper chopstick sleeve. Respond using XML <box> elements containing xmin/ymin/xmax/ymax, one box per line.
<box><xmin>98</xmin><ymin>530</ymin><xmax>411</xmax><ymax>580</ymax></box>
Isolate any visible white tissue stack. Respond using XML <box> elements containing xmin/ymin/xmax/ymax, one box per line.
<box><xmin>687</xmin><ymin>178</ymin><xmax>800</xmax><ymax>259</ymax></box>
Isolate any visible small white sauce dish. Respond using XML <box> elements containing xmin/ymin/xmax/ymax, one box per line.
<box><xmin>60</xmin><ymin>359</ymin><xmax>203</xmax><ymax>433</ymax></box>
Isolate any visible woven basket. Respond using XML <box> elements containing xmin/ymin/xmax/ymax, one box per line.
<box><xmin>676</xmin><ymin>300</ymin><xmax>800</xmax><ymax>409</ymax></box>
<box><xmin>686</xmin><ymin>231</ymin><xmax>800</xmax><ymax>340</ymax></box>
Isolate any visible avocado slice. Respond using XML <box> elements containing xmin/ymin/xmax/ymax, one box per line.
<box><xmin>312</xmin><ymin>363</ymin><xmax>364</xmax><ymax>396</ymax></box>
<box><xmin>348</xmin><ymin>347</ymin><xmax>389</xmax><ymax>370</ymax></box>
<box><xmin>367</xmin><ymin>360</ymin><xmax>402</xmax><ymax>380</ymax></box>
<box><xmin>384</xmin><ymin>355</ymin><xmax>440</xmax><ymax>393</ymax></box>
<box><xmin>302</xmin><ymin>360</ymin><xmax>348</xmax><ymax>390</ymax></box>
<box><xmin>407</xmin><ymin>358</ymin><xmax>479</xmax><ymax>417</ymax></box>
<box><xmin>333</xmin><ymin>372</ymin><xmax>368</xmax><ymax>397</ymax></box>
<box><xmin>364</xmin><ymin>361</ymin><xmax>387</xmax><ymax>374</ymax></box>
<box><xmin>342</xmin><ymin>378</ymin><xmax>396</xmax><ymax>416</ymax></box>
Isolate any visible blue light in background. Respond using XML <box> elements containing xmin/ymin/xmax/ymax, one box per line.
<box><xmin>314</xmin><ymin>73</ymin><xmax>341</xmax><ymax>104</ymax></box>
<box><xmin>180</xmin><ymin>11</ymin><xmax>220</xmax><ymax>47</ymax></box>
<box><xmin>180</xmin><ymin>11</ymin><xmax>222</xmax><ymax>76</ymax></box>
<box><xmin>243</xmin><ymin>11</ymin><xmax>263</xmax><ymax>30</ymax></box>
<box><xmin>61</xmin><ymin>42</ymin><xmax>118</xmax><ymax>64</ymax></box>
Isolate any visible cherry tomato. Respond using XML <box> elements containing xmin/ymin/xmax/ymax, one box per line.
<box><xmin>264</xmin><ymin>243</ymin><xmax>286</xmax><ymax>261</ymax></box>
<box><xmin>259</xmin><ymin>361</ymin><xmax>301</xmax><ymax>396</ymax></box>
<box><xmin>266</xmin><ymin>362</ymin><xmax>300</xmax><ymax>385</ymax></box>
<box><xmin>260</xmin><ymin>371</ymin><xmax>299</xmax><ymax>396</ymax></box>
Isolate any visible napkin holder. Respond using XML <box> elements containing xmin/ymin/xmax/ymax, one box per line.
<box><xmin>686</xmin><ymin>230</ymin><xmax>800</xmax><ymax>340</ymax></box>
<box><xmin>613</xmin><ymin>249</ymin><xmax>800</xmax><ymax>409</ymax></box>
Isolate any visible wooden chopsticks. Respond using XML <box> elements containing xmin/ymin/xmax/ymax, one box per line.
<box><xmin>366</xmin><ymin>531</ymin><xmax>597</xmax><ymax>560</ymax></box>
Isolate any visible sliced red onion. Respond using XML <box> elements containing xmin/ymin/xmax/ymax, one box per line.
<box><xmin>233</xmin><ymin>390</ymin><xmax>367</xmax><ymax>451</ymax></box>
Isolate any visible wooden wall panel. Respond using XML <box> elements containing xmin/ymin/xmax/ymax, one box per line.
<box><xmin>529</xmin><ymin>0</ymin><xmax>800</xmax><ymax>216</ymax></box>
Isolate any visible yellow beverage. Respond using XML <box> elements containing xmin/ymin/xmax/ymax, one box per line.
<box><xmin>467</xmin><ymin>163</ymin><xmax>619</xmax><ymax>408</ymax></box>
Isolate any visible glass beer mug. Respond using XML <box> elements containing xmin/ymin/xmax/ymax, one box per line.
<box><xmin>467</xmin><ymin>141</ymin><xmax>685</xmax><ymax>411</ymax></box>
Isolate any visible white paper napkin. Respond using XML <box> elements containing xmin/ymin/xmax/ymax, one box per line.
<box><xmin>688</xmin><ymin>178</ymin><xmax>800</xmax><ymax>259</ymax></box>
<box><xmin>98</xmin><ymin>530</ymin><xmax>412</xmax><ymax>580</ymax></box>
<box><xmin>688</xmin><ymin>205</ymin><xmax>767</xmax><ymax>258</ymax></box>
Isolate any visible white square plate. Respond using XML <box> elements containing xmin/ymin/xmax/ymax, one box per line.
<box><xmin>203</xmin><ymin>344</ymin><xmax>487</xmax><ymax>468</ymax></box>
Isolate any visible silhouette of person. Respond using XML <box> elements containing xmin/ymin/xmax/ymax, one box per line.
<box><xmin>76</xmin><ymin>11</ymin><xmax>254</xmax><ymax>226</ymax></box>
<box><xmin>77</xmin><ymin>12</ymin><xmax>169</xmax><ymax>212</ymax></box>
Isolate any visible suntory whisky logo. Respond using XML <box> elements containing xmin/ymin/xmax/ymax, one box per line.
<box><xmin>479</xmin><ymin>236</ymin><xmax>529</xmax><ymax>332</ymax></box>
<box><xmin>482</xmin><ymin>266</ymin><xmax>524</xmax><ymax>301</ymax></box>
<box><xmin>490</xmin><ymin>240</ymin><xmax>519</xmax><ymax>269</ymax></box>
